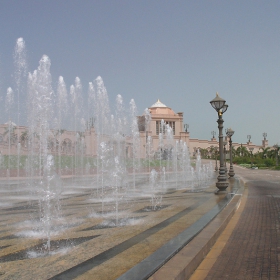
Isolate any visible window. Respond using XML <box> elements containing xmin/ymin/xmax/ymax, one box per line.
<box><xmin>156</xmin><ymin>121</ymin><xmax>175</xmax><ymax>135</ymax></box>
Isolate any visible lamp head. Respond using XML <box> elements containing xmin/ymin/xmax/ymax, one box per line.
<box><xmin>210</xmin><ymin>92</ymin><xmax>226</xmax><ymax>112</ymax></box>
<box><xmin>226</xmin><ymin>127</ymin><xmax>234</xmax><ymax>137</ymax></box>
<box><xmin>219</xmin><ymin>103</ymin><xmax>228</xmax><ymax>115</ymax></box>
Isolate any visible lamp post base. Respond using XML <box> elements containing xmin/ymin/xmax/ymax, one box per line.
<box><xmin>228</xmin><ymin>169</ymin><xmax>235</xmax><ymax>177</ymax></box>
<box><xmin>215</xmin><ymin>189</ymin><xmax>228</xmax><ymax>194</ymax></box>
<box><xmin>215</xmin><ymin>181</ymin><xmax>229</xmax><ymax>193</ymax></box>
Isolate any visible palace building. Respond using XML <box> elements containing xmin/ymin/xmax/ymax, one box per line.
<box><xmin>0</xmin><ymin>100</ymin><xmax>268</xmax><ymax>159</ymax></box>
<box><xmin>137</xmin><ymin>99</ymin><xmax>268</xmax><ymax>157</ymax></box>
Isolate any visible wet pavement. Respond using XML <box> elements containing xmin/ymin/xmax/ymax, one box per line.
<box><xmin>0</xmin><ymin>171</ymin><xmax>231</xmax><ymax>280</ymax></box>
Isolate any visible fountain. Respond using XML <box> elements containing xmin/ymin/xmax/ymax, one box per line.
<box><xmin>0</xmin><ymin>38</ymin><xmax>216</xmax><ymax>278</ymax></box>
<box><xmin>149</xmin><ymin>169</ymin><xmax>162</xmax><ymax>210</ymax></box>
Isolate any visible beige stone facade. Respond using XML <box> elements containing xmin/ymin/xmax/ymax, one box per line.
<box><xmin>0</xmin><ymin>101</ymin><xmax>269</xmax><ymax>158</ymax></box>
<box><xmin>138</xmin><ymin>99</ymin><xmax>269</xmax><ymax>157</ymax></box>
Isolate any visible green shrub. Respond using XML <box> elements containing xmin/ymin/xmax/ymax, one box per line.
<box><xmin>233</xmin><ymin>157</ymin><xmax>251</xmax><ymax>165</ymax></box>
<box><xmin>264</xmin><ymin>158</ymin><xmax>274</xmax><ymax>167</ymax></box>
<box><xmin>233</xmin><ymin>156</ymin><xmax>277</xmax><ymax>168</ymax></box>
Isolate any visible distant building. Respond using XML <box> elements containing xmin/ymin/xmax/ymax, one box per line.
<box><xmin>0</xmin><ymin>100</ymin><xmax>269</xmax><ymax>158</ymax></box>
<box><xmin>137</xmin><ymin>99</ymin><xmax>188</xmax><ymax>158</ymax></box>
<box><xmin>138</xmin><ymin>99</ymin><xmax>269</xmax><ymax>157</ymax></box>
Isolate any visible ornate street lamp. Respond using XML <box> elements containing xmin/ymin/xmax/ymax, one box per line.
<box><xmin>249</xmin><ymin>147</ymin><xmax>254</xmax><ymax>168</ymax></box>
<box><xmin>210</xmin><ymin>93</ymin><xmax>229</xmax><ymax>193</ymax></box>
<box><xmin>184</xmin><ymin>124</ymin><xmax>189</xmax><ymax>132</ymax></box>
<box><xmin>226</xmin><ymin>128</ymin><xmax>235</xmax><ymax>177</ymax></box>
<box><xmin>223</xmin><ymin>139</ymin><xmax>228</xmax><ymax>174</ymax></box>
<box><xmin>247</xmin><ymin>135</ymin><xmax>251</xmax><ymax>143</ymax></box>
<box><xmin>211</xmin><ymin>131</ymin><xmax>216</xmax><ymax>140</ymax></box>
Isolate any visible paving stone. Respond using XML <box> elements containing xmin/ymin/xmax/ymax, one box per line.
<box><xmin>191</xmin><ymin>166</ymin><xmax>280</xmax><ymax>280</ymax></box>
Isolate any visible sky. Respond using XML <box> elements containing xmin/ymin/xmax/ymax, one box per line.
<box><xmin>0</xmin><ymin>0</ymin><xmax>280</xmax><ymax>146</ymax></box>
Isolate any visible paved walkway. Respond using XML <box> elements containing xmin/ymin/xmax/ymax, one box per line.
<box><xmin>190</xmin><ymin>166</ymin><xmax>280</xmax><ymax>280</ymax></box>
<box><xmin>1</xmin><ymin>165</ymin><xmax>279</xmax><ymax>279</ymax></box>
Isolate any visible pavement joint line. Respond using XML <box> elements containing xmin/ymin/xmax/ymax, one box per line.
<box><xmin>48</xmin><ymin>197</ymin><xmax>208</xmax><ymax>280</ymax></box>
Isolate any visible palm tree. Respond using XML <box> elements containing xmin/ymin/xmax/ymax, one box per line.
<box><xmin>266</xmin><ymin>148</ymin><xmax>275</xmax><ymax>159</ymax></box>
<box><xmin>259</xmin><ymin>147</ymin><xmax>271</xmax><ymax>159</ymax></box>
<box><xmin>208</xmin><ymin>146</ymin><xmax>218</xmax><ymax>159</ymax></box>
<box><xmin>200</xmin><ymin>148</ymin><xmax>209</xmax><ymax>159</ymax></box>
<box><xmin>235</xmin><ymin>146</ymin><xmax>250</xmax><ymax>157</ymax></box>
<box><xmin>20</xmin><ymin>130</ymin><xmax>29</xmax><ymax>148</ymax></box>
<box><xmin>232</xmin><ymin>146</ymin><xmax>239</xmax><ymax>158</ymax></box>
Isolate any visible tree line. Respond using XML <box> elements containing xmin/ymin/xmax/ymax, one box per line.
<box><xmin>199</xmin><ymin>146</ymin><xmax>280</xmax><ymax>169</ymax></box>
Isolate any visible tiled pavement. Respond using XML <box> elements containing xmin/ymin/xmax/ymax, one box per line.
<box><xmin>189</xmin><ymin>167</ymin><xmax>280</xmax><ymax>280</ymax></box>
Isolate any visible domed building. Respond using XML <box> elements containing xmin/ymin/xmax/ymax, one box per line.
<box><xmin>137</xmin><ymin>99</ymin><xmax>190</xmax><ymax>158</ymax></box>
<box><xmin>137</xmin><ymin>99</ymin><xmax>267</xmax><ymax>158</ymax></box>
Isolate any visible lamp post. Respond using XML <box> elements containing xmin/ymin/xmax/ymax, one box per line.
<box><xmin>226</xmin><ymin>128</ymin><xmax>235</xmax><ymax>177</ymax></box>
<box><xmin>210</xmin><ymin>93</ymin><xmax>229</xmax><ymax>193</ymax></box>
<box><xmin>249</xmin><ymin>147</ymin><xmax>254</xmax><ymax>168</ymax></box>
<box><xmin>247</xmin><ymin>135</ymin><xmax>251</xmax><ymax>143</ymax></box>
<box><xmin>215</xmin><ymin>147</ymin><xmax>218</xmax><ymax>171</ymax></box>
<box><xmin>210</xmin><ymin>145</ymin><xmax>218</xmax><ymax>171</ymax></box>
<box><xmin>184</xmin><ymin>124</ymin><xmax>189</xmax><ymax>132</ymax></box>
<box><xmin>211</xmin><ymin>131</ymin><xmax>216</xmax><ymax>140</ymax></box>
<box><xmin>223</xmin><ymin>139</ymin><xmax>227</xmax><ymax>174</ymax></box>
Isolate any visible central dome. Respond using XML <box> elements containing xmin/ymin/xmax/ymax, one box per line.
<box><xmin>148</xmin><ymin>99</ymin><xmax>176</xmax><ymax>115</ymax></box>
<box><xmin>150</xmin><ymin>99</ymin><xmax>167</xmax><ymax>108</ymax></box>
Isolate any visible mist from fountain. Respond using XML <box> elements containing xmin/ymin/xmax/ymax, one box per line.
<box><xmin>14</xmin><ymin>38</ymin><xmax>28</xmax><ymax>179</ymax></box>
<box><xmin>149</xmin><ymin>169</ymin><xmax>162</xmax><ymax>210</ymax></box>
<box><xmin>5</xmin><ymin>88</ymin><xmax>14</xmax><ymax>185</ymax></box>
<box><xmin>25</xmin><ymin>55</ymin><xmax>63</xmax><ymax>251</ymax></box>
<box><xmin>130</xmin><ymin>99</ymin><xmax>140</xmax><ymax>189</ymax></box>
<box><xmin>56</xmin><ymin>76</ymin><xmax>68</xmax><ymax>176</ymax></box>
<box><xmin>0</xmin><ymin>37</ymin><xmax>215</xmax><ymax>254</ymax></box>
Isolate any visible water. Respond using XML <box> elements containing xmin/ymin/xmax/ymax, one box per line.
<box><xmin>149</xmin><ymin>169</ymin><xmax>162</xmax><ymax>210</ymax></box>
<box><xmin>39</xmin><ymin>155</ymin><xmax>62</xmax><ymax>250</ymax></box>
<box><xmin>146</xmin><ymin>135</ymin><xmax>153</xmax><ymax>174</ymax></box>
<box><xmin>14</xmin><ymin>38</ymin><xmax>28</xmax><ymax>179</ymax></box>
<box><xmin>0</xmin><ymin>37</ymin><xmax>215</xmax><ymax>255</ymax></box>
<box><xmin>56</xmin><ymin>76</ymin><xmax>68</xmax><ymax>175</ymax></box>
<box><xmin>5</xmin><ymin>88</ymin><xmax>14</xmax><ymax>185</ymax></box>
<box><xmin>130</xmin><ymin>99</ymin><xmax>140</xmax><ymax>188</ymax></box>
